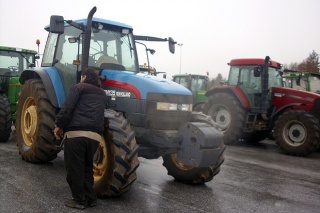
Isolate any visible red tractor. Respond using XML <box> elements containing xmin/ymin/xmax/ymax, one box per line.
<box><xmin>203</xmin><ymin>56</ymin><xmax>320</xmax><ymax>156</ymax></box>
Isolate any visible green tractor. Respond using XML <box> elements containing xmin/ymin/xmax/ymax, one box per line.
<box><xmin>172</xmin><ymin>74</ymin><xmax>209</xmax><ymax>111</ymax></box>
<box><xmin>283</xmin><ymin>69</ymin><xmax>320</xmax><ymax>94</ymax></box>
<box><xmin>0</xmin><ymin>46</ymin><xmax>38</xmax><ymax>142</ymax></box>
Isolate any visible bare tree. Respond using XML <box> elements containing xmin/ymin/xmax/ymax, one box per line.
<box><xmin>208</xmin><ymin>73</ymin><xmax>225</xmax><ymax>88</ymax></box>
<box><xmin>284</xmin><ymin>62</ymin><xmax>300</xmax><ymax>71</ymax></box>
<box><xmin>298</xmin><ymin>50</ymin><xmax>319</xmax><ymax>73</ymax></box>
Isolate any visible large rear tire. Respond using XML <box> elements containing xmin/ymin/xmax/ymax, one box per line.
<box><xmin>203</xmin><ymin>92</ymin><xmax>246</xmax><ymax>144</ymax></box>
<box><xmin>162</xmin><ymin>112</ymin><xmax>225</xmax><ymax>184</ymax></box>
<box><xmin>15</xmin><ymin>79</ymin><xmax>59</xmax><ymax>162</ymax></box>
<box><xmin>274</xmin><ymin>110</ymin><xmax>320</xmax><ymax>156</ymax></box>
<box><xmin>0</xmin><ymin>94</ymin><xmax>12</xmax><ymax>142</ymax></box>
<box><xmin>93</xmin><ymin>109</ymin><xmax>140</xmax><ymax>197</ymax></box>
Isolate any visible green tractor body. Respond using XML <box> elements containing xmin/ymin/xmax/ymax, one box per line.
<box><xmin>0</xmin><ymin>46</ymin><xmax>37</xmax><ymax>142</ymax></box>
<box><xmin>172</xmin><ymin>74</ymin><xmax>209</xmax><ymax>111</ymax></box>
<box><xmin>283</xmin><ymin>69</ymin><xmax>320</xmax><ymax>94</ymax></box>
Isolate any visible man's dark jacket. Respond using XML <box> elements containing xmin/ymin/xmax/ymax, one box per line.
<box><xmin>55</xmin><ymin>83</ymin><xmax>107</xmax><ymax>134</ymax></box>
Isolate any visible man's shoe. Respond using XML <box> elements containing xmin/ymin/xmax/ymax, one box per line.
<box><xmin>88</xmin><ymin>199</ymin><xmax>97</xmax><ymax>207</ymax></box>
<box><xmin>65</xmin><ymin>199</ymin><xmax>86</xmax><ymax>210</ymax></box>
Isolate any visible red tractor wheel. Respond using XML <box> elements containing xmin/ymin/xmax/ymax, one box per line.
<box><xmin>274</xmin><ymin>110</ymin><xmax>320</xmax><ymax>156</ymax></box>
<box><xmin>203</xmin><ymin>92</ymin><xmax>246</xmax><ymax>144</ymax></box>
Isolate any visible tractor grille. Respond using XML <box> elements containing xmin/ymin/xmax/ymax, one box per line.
<box><xmin>144</xmin><ymin>93</ymin><xmax>192</xmax><ymax>130</ymax></box>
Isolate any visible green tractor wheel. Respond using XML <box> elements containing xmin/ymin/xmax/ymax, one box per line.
<box><xmin>16</xmin><ymin>79</ymin><xmax>60</xmax><ymax>162</ymax></box>
<box><xmin>93</xmin><ymin>109</ymin><xmax>140</xmax><ymax>197</ymax></box>
<box><xmin>0</xmin><ymin>94</ymin><xmax>12</xmax><ymax>142</ymax></box>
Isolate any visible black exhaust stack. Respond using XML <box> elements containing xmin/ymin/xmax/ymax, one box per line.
<box><xmin>261</xmin><ymin>56</ymin><xmax>270</xmax><ymax>116</ymax></box>
<box><xmin>81</xmin><ymin>6</ymin><xmax>97</xmax><ymax>73</ymax></box>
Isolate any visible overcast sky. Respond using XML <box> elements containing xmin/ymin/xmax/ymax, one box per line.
<box><xmin>0</xmin><ymin>0</ymin><xmax>319</xmax><ymax>79</ymax></box>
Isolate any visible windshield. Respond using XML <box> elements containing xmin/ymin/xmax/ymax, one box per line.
<box><xmin>173</xmin><ymin>76</ymin><xmax>189</xmax><ymax>88</ymax></box>
<box><xmin>89</xmin><ymin>27</ymin><xmax>137</xmax><ymax>71</ymax></box>
<box><xmin>191</xmin><ymin>76</ymin><xmax>207</xmax><ymax>91</ymax></box>
<box><xmin>43</xmin><ymin>24</ymin><xmax>138</xmax><ymax>72</ymax></box>
<box><xmin>0</xmin><ymin>50</ymin><xmax>35</xmax><ymax>76</ymax></box>
<box><xmin>228</xmin><ymin>65</ymin><xmax>282</xmax><ymax>89</ymax></box>
<box><xmin>310</xmin><ymin>75</ymin><xmax>320</xmax><ymax>93</ymax></box>
<box><xmin>173</xmin><ymin>75</ymin><xmax>208</xmax><ymax>92</ymax></box>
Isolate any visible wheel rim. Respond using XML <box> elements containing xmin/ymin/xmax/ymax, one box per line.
<box><xmin>171</xmin><ymin>153</ymin><xmax>193</xmax><ymax>171</ymax></box>
<box><xmin>283</xmin><ymin>121</ymin><xmax>306</xmax><ymax>146</ymax></box>
<box><xmin>21</xmin><ymin>97</ymin><xmax>37</xmax><ymax>146</ymax></box>
<box><xmin>93</xmin><ymin>136</ymin><xmax>108</xmax><ymax>181</ymax></box>
<box><xmin>209</xmin><ymin>105</ymin><xmax>231</xmax><ymax>132</ymax></box>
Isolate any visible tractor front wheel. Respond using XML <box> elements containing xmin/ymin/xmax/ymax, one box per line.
<box><xmin>0</xmin><ymin>94</ymin><xmax>12</xmax><ymax>142</ymax></box>
<box><xmin>274</xmin><ymin>110</ymin><xmax>320</xmax><ymax>156</ymax></box>
<box><xmin>162</xmin><ymin>112</ymin><xmax>225</xmax><ymax>184</ymax></box>
<box><xmin>15</xmin><ymin>79</ymin><xmax>59</xmax><ymax>162</ymax></box>
<box><xmin>93</xmin><ymin>109</ymin><xmax>140</xmax><ymax>197</ymax></box>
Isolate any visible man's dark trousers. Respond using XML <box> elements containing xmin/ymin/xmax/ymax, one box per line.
<box><xmin>64</xmin><ymin>137</ymin><xmax>99</xmax><ymax>205</ymax></box>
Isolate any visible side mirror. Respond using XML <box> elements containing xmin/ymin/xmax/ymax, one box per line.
<box><xmin>50</xmin><ymin>15</ymin><xmax>64</xmax><ymax>34</ymax></box>
<box><xmin>254</xmin><ymin>66</ymin><xmax>261</xmax><ymax>77</ymax></box>
<box><xmin>163</xmin><ymin>73</ymin><xmax>167</xmax><ymax>79</ymax></box>
<box><xmin>168</xmin><ymin>37</ymin><xmax>175</xmax><ymax>54</ymax></box>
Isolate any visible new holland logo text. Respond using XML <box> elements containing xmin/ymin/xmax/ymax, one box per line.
<box><xmin>105</xmin><ymin>90</ymin><xmax>131</xmax><ymax>98</ymax></box>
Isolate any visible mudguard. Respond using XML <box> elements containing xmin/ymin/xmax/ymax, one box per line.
<box><xmin>177</xmin><ymin>122</ymin><xmax>223</xmax><ymax>167</ymax></box>
<box><xmin>19</xmin><ymin>67</ymin><xmax>66</xmax><ymax>108</ymax></box>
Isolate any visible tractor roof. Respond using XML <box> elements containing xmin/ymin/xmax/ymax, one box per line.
<box><xmin>229</xmin><ymin>58</ymin><xmax>281</xmax><ymax>69</ymax></box>
<box><xmin>0</xmin><ymin>46</ymin><xmax>37</xmax><ymax>54</ymax></box>
<box><xmin>283</xmin><ymin>69</ymin><xmax>320</xmax><ymax>77</ymax></box>
<box><xmin>45</xmin><ymin>17</ymin><xmax>133</xmax><ymax>31</ymax></box>
<box><xmin>173</xmin><ymin>74</ymin><xmax>208</xmax><ymax>78</ymax></box>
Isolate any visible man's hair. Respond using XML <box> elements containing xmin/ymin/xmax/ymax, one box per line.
<box><xmin>82</xmin><ymin>68</ymin><xmax>101</xmax><ymax>87</ymax></box>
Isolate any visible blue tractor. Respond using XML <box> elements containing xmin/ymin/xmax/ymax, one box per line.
<box><xmin>15</xmin><ymin>7</ymin><xmax>225</xmax><ymax>197</ymax></box>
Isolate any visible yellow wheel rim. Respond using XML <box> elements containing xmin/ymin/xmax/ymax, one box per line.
<box><xmin>21</xmin><ymin>97</ymin><xmax>37</xmax><ymax>147</ymax></box>
<box><xmin>93</xmin><ymin>136</ymin><xmax>107</xmax><ymax>181</ymax></box>
<box><xmin>171</xmin><ymin>153</ymin><xmax>193</xmax><ymax>170</ymax></box>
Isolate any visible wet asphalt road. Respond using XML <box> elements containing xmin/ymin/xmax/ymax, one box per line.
<box><xmin>1</xmin><ymin>133</ymin><xmax>320</xmax><ymax>213</ymax></box>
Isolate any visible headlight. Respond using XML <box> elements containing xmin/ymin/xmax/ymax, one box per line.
<box><xmin>180</xmin><ymin>104</ymin><xmax>191</xmax><ymax>111</ymax></box>
<box><xmin>157</xmin><ymin>102</ymin><xmax>192</xmax><ymax>111</ymax></box>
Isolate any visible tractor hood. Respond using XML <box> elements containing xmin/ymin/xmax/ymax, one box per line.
<box><xmin>272</xmin><ymin>86</ymin><xmax>320</xmax><ymax>110</ymax></box>
<box><xmin>101</xmin><ymin>70</ymin><xmax>192</xmax><ymax>99</ymax></box>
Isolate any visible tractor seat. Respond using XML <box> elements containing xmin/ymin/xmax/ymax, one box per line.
<box><xmin>96</xmin><ymin>55</ymin><xmax>125</xmax><ymax>70</ymax></box>
<box><xmin>96</xmin><ymin>56</ymin><xmax>119</xmax><ymax>67</ymax></box>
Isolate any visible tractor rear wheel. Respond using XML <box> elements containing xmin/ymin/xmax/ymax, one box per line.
<box><xmin>15</xmin><ymin>79</ymin><xmax>59</xmax><ymax>162</ymax></box>
<box><xmin>274</xmin><ymin>110</ymin><xmax>320</xmax><ymax>156</ymax></box>
<box><xmin>93</xmin><ymin>109</ymin><xmax>140</xmax><ymax>197</ymax></box>
<box><xmin>203</xmin><ymin>92</ymin><xmax>246</xmax><ymax>144</ymax></box>
<box><xmin>0</xmin><ymin>94</ymin><xmax>12</xmax><ymax>142</ymax></box>
<box><xmin>162</xmin><ymin>112</ymin><xmax>225</xmax><ymax>184</ymax></box>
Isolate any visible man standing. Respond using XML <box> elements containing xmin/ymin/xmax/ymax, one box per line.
<box><xmin>54</xmin><ymin>68</ymin><xmax>106</xmax><ymax>209</ymax></box>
